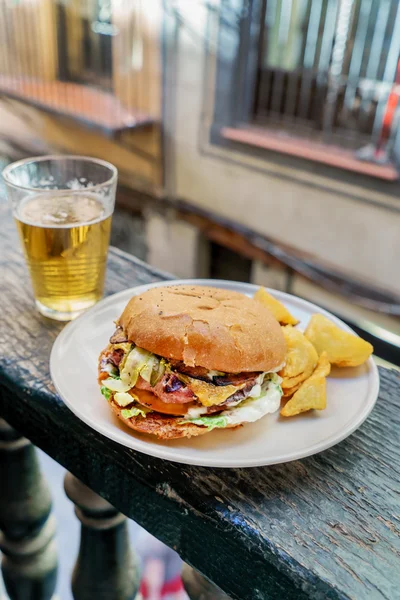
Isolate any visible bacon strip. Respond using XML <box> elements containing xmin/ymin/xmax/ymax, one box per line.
<box><xmin>136</xmin><ymin>374</ymin><xmax>196</xmax><ymax>404</ymax></box>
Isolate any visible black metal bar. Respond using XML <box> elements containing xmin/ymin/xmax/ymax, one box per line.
<box><xmin>322</xmin><ymin>0</ymin><xmax>355</xmax><ymax>142</ymax></box>
<box><xmin>358</xmin><ymin>0</ymin><xmax>392</xmax><ymax>136</ymax></box>
<box><xmin>297</xmin><ymin>0</ymin><xmax>323</xmax><ymax>122</ymax></box>
<box><xmin>252</xmin><ymin>0</ymin><xmax>267</xmax><ymax>116</ymax></box>
<box><xmin>232</xmin><ymin>0</ymin><xmax>256</xmax><ymax>123</ymax></box>
<box><xmin>270</xmin><ymin>0</ymin><xmax>293</xmax><ymax>117</ymax></box>
<box><xmin>256</xmin><ymin>0</ymin><xmax>278</xmax><ymax>118</ymax></box>
<box><xmin>341</xmin><ymin>0</ymin><xmax>373</xmax><ymax>131</ymax></box>
<box><xmin>371</xmin><ymin>1</ymin><xmax>400</xmax><ymax>143</ymax></box>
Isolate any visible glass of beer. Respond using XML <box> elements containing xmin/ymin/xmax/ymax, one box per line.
<box><xmin>3</xmin><ymin>155</ymin><xmax>117</xmax><ymax>321</ymax></box>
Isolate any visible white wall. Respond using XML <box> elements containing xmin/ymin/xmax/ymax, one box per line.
<box><xmin>162</xmin><ymin>3</ymin><xmax>400</xmax><ymax>294</ymax></box>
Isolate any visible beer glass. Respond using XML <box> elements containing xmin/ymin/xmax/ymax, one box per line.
<box><xmin>3</xmin><ymin>155</ymin><xmax>117</xmax><ymax>321</ymax></box>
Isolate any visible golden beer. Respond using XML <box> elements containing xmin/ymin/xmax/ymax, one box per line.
<box><xmin>15</xmin><ymin>193</ymin><xmax>112</xmax><ymax>318</ymax></box>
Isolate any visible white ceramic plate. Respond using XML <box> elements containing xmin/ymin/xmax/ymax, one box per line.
<box><xmin>50</xmin><ymin>279</ymin><xmax>379</xmax><ymax>468</ymax></box>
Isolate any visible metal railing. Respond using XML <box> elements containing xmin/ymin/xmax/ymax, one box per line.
<box><xmin>254</xmin><ymin>0</ymin><xmax>400</xmax><ymax>159</ymax></box>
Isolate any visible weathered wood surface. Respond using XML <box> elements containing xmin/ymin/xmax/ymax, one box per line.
<box><xmin>0</xmin><ymin>204</ymin><xmax>399</xmax><ymax>600</ymax></box>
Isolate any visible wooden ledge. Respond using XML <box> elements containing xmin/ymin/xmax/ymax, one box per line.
<box><xmin>0</xmin><ymin>77</ymin><xmax>155</xmax><ymax>135</ymax></box>
<box><xmin>222</xmin><ymin>125</ymin><xmax>399</xmax><ymax>181</ymax></box>
<box><xmin>1</xmin><ymin>202</ymin><xmax>400</xmax><ymax>600</ymax></box>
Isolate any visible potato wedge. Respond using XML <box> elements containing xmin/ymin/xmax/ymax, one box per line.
<box><xmin>279</xmin><ymin>326</ymin><xmax>318</xmax><ymax>384</ymax></box>
<box><xmin>304</xmin><ymin>314</ymin><xmax>373</xmax><ymax>367</ymax></box>
<box><xmin>254</xmin><ymin>287</ymin><xmax>299</xmax><ymax>325</ymax></box>
<box><xmin>281</xmin><ymin>352</ymin><xmax>330</xmax><ymax>417</ymax></box>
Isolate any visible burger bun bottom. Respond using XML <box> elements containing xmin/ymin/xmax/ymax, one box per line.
<box><xmin>110</xmin><ymin>400</ymin><xmax>239</xmax><ymax>440</ymax></box>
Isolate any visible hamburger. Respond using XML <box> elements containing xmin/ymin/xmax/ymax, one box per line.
<box><xmin>98</xmin><ymin>285</ymin><xmax>287</xmax><ymax>439</ymax></box>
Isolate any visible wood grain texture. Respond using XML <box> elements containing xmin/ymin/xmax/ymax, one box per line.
<box><xmin>0</xmin><ymin>204</ymin><xmax>399</xmax><ymax>600</ymax></box>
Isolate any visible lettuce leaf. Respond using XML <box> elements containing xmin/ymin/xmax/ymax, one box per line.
<box><xmin>180</xmin><ymin>415</ymin><xmax>228</xmax><ymax>431</ymax></box>
<box><xmin>121</xmin><ymin>406</ymin><xmax>149</xmax><ymax>419</ymax></box>
<box><xmin>120</xmin><ymin>347</ymin><xmax>150</xmax><ymax>388</ymax></box>
<box><xmin>120</xmin><ymin>347</ymin><xmax>165</xmax><ymax>388</ymax></box>
<box><xmin>103</xmin><ymin>347</ymin><xmax>154</xmax><ymax>393</ymax></box>
<box><xmin>100</xmin><ymin>386</ymin><xmax>112</xmax><ymax>401</ymax></box>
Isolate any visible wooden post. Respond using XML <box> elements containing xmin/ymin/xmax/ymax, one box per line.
<box><xmin>0</xmin><ymin>418</ymin><xmax>58</xmax><ymax>600</ymax></box>
<box><xmin>181</xmin><ymin>563</ymin><xmax>232</xmax><ymax>600</ymax></box>
<box><xmin>64</xmin><ymin>473</ymin><xmax>141</xmax><ymax>600</ymax></box>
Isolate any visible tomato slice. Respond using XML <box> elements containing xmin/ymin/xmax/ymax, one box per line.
<box><xmin>131</xmin><ymin>388</ymin><xmax>196</xmax><ymax>416</ymax></box>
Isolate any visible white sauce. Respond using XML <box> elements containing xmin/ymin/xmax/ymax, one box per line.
<box><xmin>185</xmin><ymin>376</ymin><xmax>282</xmax><ymax>423</ymax></box>
<box><xmin>220</xmin><ymin>383</ymin><xmax>281</xmax><ymax>425</ymax></box>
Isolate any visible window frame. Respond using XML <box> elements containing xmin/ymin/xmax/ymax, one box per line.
<box><xmin>211</xmin><ymin>0</ymin><xmax>263</xmax><ymax>132</ymax></box>
<box><xmin>210</xmin><ymin>0</ymin><xmax>399</xmax><ymax>181</ymax></box>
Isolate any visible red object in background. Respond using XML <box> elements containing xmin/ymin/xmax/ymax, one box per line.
<box><xmin>140</xmin><ymin>568</ymin><xmax>186</xmax><ymax>599</ymax></box>
<box><xmin>356</xmin><ymin>59</ymin><xmax>400</xmax><ymax>168</ymax></box>
<box><xmin>377</xmin><ymin>58</ymin><xmax>400</xmax><ymax>152</ymax></box>
<box><xmin>135</xmin><ymin>530</ymin><xmax>187</xmax><ymax>600</ymax></box>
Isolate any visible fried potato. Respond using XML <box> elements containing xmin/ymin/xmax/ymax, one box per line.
<box><xmin>304</xmin><ymin>314</ymin><xmax>373</xmax><ymax>367</ymax></box>
<box><xmin>281</xmin><ymin>375</ymin><xmax>326</xmax><ymax>416</ymax></box>
<box><xmin>312</xmin><ymin>351</ymin><xmax>331</xmax><ymax>377</ymax></box>
<box><xmin>282</xmin><ymin>381</ymin><xmax>302</xmax><ymax>398</ymax></box>
<box><xmin>283</xmin><ymin>351</ymin><xmax>330</xmax><ymax>397</ymax></box>
<box><xmin>254</xmin><ymin>287</ymin><xmax>299</xmax><ymax>325</ymax></box>
<box><xmin>281</xmin><ymin>352</ymin><xmax>330</xmax><ymax>417</ymax></box>
<box><xmin>279</xmin><ymin>325</ymin><xmax>318</xmax><ymax>383</ymax></box>
<box><xmin>282</xmin><ymin>377</ymin><xmax>304</xmax><ymax>394</ymax></box>
<box><xmin>282</xmin><ymin>371</ymin><xmax>310</xmax><ymax>391</ymax></box>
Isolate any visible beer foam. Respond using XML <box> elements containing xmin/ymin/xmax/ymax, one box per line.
<box><xmin>17</xmin><ymin>193</ymin><xmax>107</xmax><ymax>228</ymax></box>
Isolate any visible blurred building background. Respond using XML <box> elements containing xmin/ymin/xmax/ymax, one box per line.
<box><xmin>1</xmin><ymin>1</ymin><xmax>399</xmax><ymax>597</ymax></box>
<box><xmin>1</xmin><ymin>1</ymin><xmax>399</xmax><ymax>371</ymax></box>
